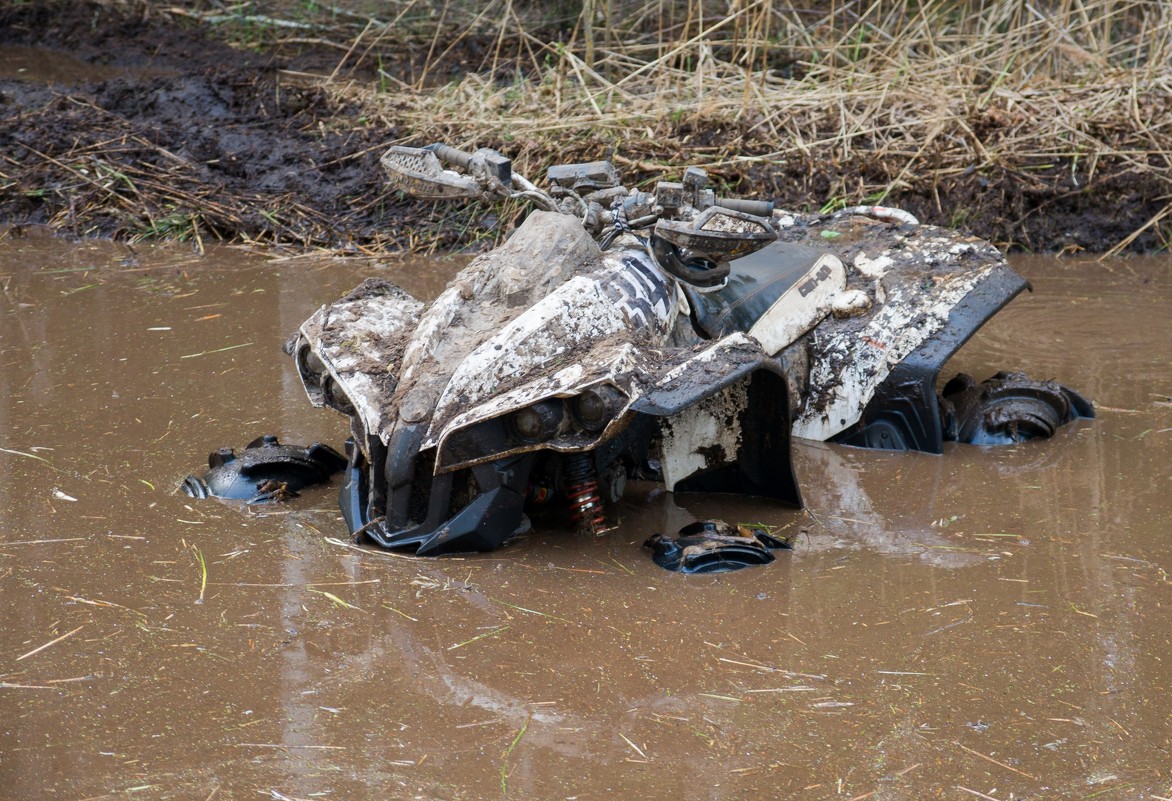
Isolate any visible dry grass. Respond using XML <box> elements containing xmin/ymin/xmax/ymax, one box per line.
<box><xmin>300</xmin><ymin>0</ymin><xmax>1172</xmax><ymax>251</ymax></box>
<box><xmin>4</xmin><ymin>0</ymin><xmax>1169</xmax><ymax>251</ymax></box>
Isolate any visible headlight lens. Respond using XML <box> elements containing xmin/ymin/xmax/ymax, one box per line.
<box><xmin>439</xmin><ymin>386</ymin><xmax>629</xmax><ymax>472</ymax></box>
<box><xmin>509</xmin><ymin>400</ymin><xmax>563</xmax><ymax>443</ymax></box>
<box><xmin>572</xmin><ymin>385</ymin><xmax>624</xmax><ymax>432</ymax></box>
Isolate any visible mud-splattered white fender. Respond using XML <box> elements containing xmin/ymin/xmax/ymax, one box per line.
<box><xmin>293</xmin><ymin>280</ymin><xmax>424</xmax><ymax>441</ymax></box>
<box><xmin>792</xmin><ymin>265</ymin><xmax>996</xmax><ymax>441</ymax></box>
<box><xmin>425</xmin><ymin>248</ymin><xmax>679</xmax><ymax>443</ymax></box>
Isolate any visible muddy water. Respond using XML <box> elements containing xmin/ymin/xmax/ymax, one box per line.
<box><xmin>0</xmin><ymin>46</ymin><xmax>175</xmax><ymax>84</ymax></box>
<box><xmin>1</xmin><ymin>240</ymin><xmax>1168</xmax><ymax>801</ymax></box>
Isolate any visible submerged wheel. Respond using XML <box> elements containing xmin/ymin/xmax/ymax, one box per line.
<box><xmin>941</xmin><ymin>371</ymin><xmax>1093</xmax><ymax>445</ymax></box>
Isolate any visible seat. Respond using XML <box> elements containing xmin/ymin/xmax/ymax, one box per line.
<box><xmin>686</xmin><ymin>241</ymin><xmax>846</xmax><ymax>354</ymax></box>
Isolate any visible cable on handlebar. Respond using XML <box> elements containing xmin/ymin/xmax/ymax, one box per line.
<box><xmin>510</xmin><ymin>190</ymin><xmax>560</xmax><ymax>212</ymax></box>
<box><xmin>550</xmin><ymin>186</ymin><xmax>591</xmax><ymax>221</ymax></box>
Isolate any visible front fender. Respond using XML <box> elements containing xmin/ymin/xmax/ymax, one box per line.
<box><xmin>632</xmin><ymin>334</ymin><xmax>802</xmax><ymax>508</ymax></box>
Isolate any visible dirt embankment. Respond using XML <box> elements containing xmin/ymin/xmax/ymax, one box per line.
<box><xmin>0</xmin><ymin>4</ymin><xmax>455</xmax><ymax>250</ymax></box>
<box><xmin>0</xmin><ymin>2</ymin><xmax>1168</xmax><ymax>253</ymax></box>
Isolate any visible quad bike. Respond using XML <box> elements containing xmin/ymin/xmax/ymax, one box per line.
<box><xmin>284</xmin><ymin>143</ymin><xmax>1092</xmax><ymax>555</ymax></box>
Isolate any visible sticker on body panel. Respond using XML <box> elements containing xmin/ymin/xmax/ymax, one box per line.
<box><xmin>748</xmin><ymin>253</ymin><xmax>846</xmax><ymax>355</ymax></box>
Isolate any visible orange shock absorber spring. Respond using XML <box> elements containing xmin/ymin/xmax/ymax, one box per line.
<box><xmin>563</xmin><ymin>453</ymin><xmax>607</xmax><ymax>531</ymax></box>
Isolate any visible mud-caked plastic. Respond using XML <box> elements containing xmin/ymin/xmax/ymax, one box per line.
<box><xmin>645</xmin><ymin>520</ymin><xmax>794</xmax><ymax>574</ymax></box>
<box><xmin>182</xmin><ymin>435</ymin><xmax>346</xmax><ymax>503</ymax></box>
<box><xmin>941</xmin><ymin>371</ymin><xmax>1095</xmax><ymax>445</ymax></box>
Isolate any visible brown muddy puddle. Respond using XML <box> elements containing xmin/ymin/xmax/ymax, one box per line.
<box><xmin>0</xmin><ymin>46</ymin><xmax>176</xmax><ymax>85</ymax></box>
<box><xmin>1</xmin><ymin>239</ymin><xmax>1169</xmax><ymax>801</ymax></box>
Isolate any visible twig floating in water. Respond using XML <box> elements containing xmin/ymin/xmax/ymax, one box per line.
<box><xmin>448</xmin><ymin>625</ymin><xmax>510</xmax><ymax>650</ymax></box>
<box><xmin>489</xmin><ymin>596</ymin><xmax>570</xmax><ymax>623</ymax></box>
<box><xmin>956</xmin><ymin>742</ymin><xmax>1038</xmax><ymax>780</ymax></box>
<box><xmin>237</xmin><ymin>743</ymin><xmax>345</xmax><ymax>750</ymax></box>
<box><xmin>191</xmin><ymin>545</ymin><xmax>207</xmax><ymax>604</ymax></box>
<box><xmin>210</xmin><ymin>579</ymin><xmax>381</xmax><ymax>588</ymax></box>
<box><xmin>306</xmin><ymin>588</ymin><xmax>364</xmax><ymax>611</ymax></box>
<box><xmin>0</xmin><ymin>447</ymin><xmax>51</xmax><ymax>463</ymax></box>
<box><xmin>180</xmin><ymin>342</ymin><xmax>253</xmax><ymax>359</ymax></box>
<box><xmin>743</xmin><ymin>687</ymin><xmax>818</xmax><ymax>693</ymax></box>
<box><xmin>381</xmin><ymin>604</ymin><xmax>418</xmax><ymax>622</ymax></box>
<box><xmin>16</xmin><ymin>624</ymin><xmax>85</xmax><ymax>662</ymax></box>
<box><xmin>500</xmin><ymin>715</ymin><xmax>531</xmax><ymax>796</ymax></box>
<box><xmin>324</xmin><ymin>535</ymin><xmax>426</xmax><ymax>560</ymax></box>
<box><xmin>619</xmin><ymin>732</ymin><xmax>649</xmax><ymax>760</ymax></box>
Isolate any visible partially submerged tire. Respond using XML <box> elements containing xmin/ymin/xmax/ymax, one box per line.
<box><xmin>941</xmin><ymin>371</ymin><xmax>1094</xmax><ymax>445</ymax></box>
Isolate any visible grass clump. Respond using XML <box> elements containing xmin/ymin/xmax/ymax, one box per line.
<box><xmin>301</xmin><ymin>0</ymin><xmax>1172</xmax><ymax>252</ymax></box>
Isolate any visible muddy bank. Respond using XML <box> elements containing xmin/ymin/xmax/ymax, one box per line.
<box><xmin>0</xmin><ymin>2</ymin><xmax>1169</xmax><ymax>252</ymax></box>
<box><xmin>0</xmin><ymin>3</ymin><xmax>494</xmax><ymax>250</ymax></box>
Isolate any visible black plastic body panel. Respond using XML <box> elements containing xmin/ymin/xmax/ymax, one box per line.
<box><xmin>633</xmin><ymin>360</ymin><xmax>802</xmax><ymax>508</ymax></box>
<box><xmin>689</xmin><ymin>241</ymin><xmax>829</xmax><ymax>339</ymax></box>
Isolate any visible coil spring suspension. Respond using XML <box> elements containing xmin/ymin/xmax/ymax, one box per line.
<box><xmin>563</xmin><ymin>453</ymin><xmax>607</xmax><ymax>531</ymax></box>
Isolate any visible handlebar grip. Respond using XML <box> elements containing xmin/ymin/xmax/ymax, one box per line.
<box><xmin>715</xmin><ymin>197</ymin><xmax>775</xmax><ymax>217</ymax></box>
<box><xmin>425</xmin><ymin>143</ymin><xmax>475</xmax><ymax>170</ymax></box>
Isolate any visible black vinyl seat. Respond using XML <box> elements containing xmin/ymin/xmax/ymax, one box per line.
<box><xmin>687</xmin><ymin>241</ymin><xmax>836</xmax><ymax>340</ymax></box>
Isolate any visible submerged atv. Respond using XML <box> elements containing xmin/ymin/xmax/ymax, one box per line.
<box><xmin>286</xmin><ymin>144</ymin><xmax>1091</xmax><ymax>555</ymax></box>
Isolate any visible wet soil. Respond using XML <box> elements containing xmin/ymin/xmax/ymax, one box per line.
<box><xmin>0</xmin><ymin>4</ymin><xmax>490</xmax><ymax>250</ymax></box>
<box><xmin>1</xmin><ymin>3</ymin><xmax>1169</xmax><ymax>253</ymax></box>
<box><xmin>2</xmin><ymin>242</ymin><xmax>1169</xmax><ymax>800</ymax></box>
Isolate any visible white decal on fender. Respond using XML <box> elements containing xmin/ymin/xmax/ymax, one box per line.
<box><xmin>747</xmin><ymin>253</ymin><xmax>847</xmax><ymax>356</ymax></box>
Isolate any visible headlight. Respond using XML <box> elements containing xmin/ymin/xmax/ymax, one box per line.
<box><xmin>437</xmin><ymin>386</ymin><xmax>630</xmax><ymax>473</ymax></box>
<box><xmin>571</xmin><ymin>386</ymin><xmax>623</xmax><ymax>432</ymax></box>
<box><xmin>508</xmin><ymin>400</ymin><xmax>563</xmax><ymax>443</ymax></box>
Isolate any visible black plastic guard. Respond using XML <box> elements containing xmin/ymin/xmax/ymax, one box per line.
<box><xmin>338</xmin><ymin>437</ymin><xmax>371</xmax><ymax>534</ymax></box>
<box><xmin>354</xmin><ymin>450</ymin><xmax>535</xmax><ymax>556</ymax></box>
<box><xmin>634</xmin><ymin>358</ymin><xmax>802</xmax><ymax>508</ymax></box>
<box><xmin>833</xmin><ymin>263</ymin><xmax>1029</xmax><ymax>454</ymax></box>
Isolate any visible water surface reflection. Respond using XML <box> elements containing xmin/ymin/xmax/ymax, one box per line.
<box><xmin>1</xmin><ymin>242</ymin><xmax>1168</xmax><ymax>800</ymax></box>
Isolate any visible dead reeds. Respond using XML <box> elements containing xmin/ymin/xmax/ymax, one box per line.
<box><xmin>3</xmin><ymin>0</ymin><xmax>1169</xmax><ymax>251</ymax></box>
<box><xmin>329</xmin><ymin>0</ymin><xmax>1172</xmax><ymax>251</ymax></box>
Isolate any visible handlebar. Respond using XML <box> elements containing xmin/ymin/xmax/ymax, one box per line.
<box><xmin>715</xmin><ymin>197</ymin><xmax>775</xmax><ymax>218</ymax></box>
<box><xmin>425</xmin><ymin>143</ymin><xmax>512</xmax><ymax>188</ymax></box>
<box><xmin>424</xmin><ymin>143</ymin><xmax>475</xmax><ymax>170</ymax></box>
<box><xmin>398</xmin><ymin>145</ymin><xmax>773</xmax><ymax>224</ymax></box>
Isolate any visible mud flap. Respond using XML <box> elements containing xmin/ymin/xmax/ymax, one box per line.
<box><xmin>634</xmin><ymin>346</ymin><xmax>801</xmax><ymax>508</ymax></box>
